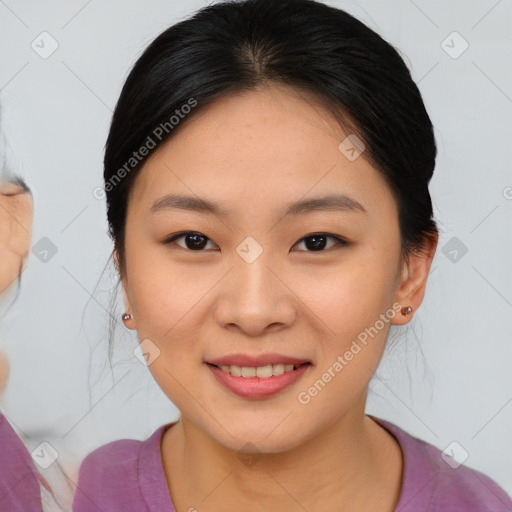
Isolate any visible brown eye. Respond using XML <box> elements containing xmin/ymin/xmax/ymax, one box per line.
<box><xmin>292</xmin><ymin>233</ymin><xmax>347</xmax><ymax>252</ymax></box>
<box><xmin>165</xmin><ymin>231</ymin><xmax>218</xmax><ymax>251</ymax></box>
<box><xmin>163</xmin><ymin>231</ymin><xmax>347</xmax><ymax>253</ymax></box>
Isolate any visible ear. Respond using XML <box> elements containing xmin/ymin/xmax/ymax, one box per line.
<box><xmin>114</xmin><ymin>249</ymin><xmax>136</xmax><ymax>330</ymax></box>
<box><xmin>391</xmin><ymin>234</ymin><xmax>438</xmax><ymax>326</ymax></box>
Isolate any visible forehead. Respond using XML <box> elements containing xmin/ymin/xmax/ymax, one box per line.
<box><xmin>128</xmin><ymin>85</ymin><xmax>397</xmax><ymax>222</ymax></box>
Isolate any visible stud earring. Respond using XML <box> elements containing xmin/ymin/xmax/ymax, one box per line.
<box><xmin>122</xmin><ymin>313</ymin><xmax>132</xmax><ymax>322</ymax></box>
<box><xmin>401</xmin><ymin>306</ymin><xmax>413</xmax><ymax>316</ymax></box>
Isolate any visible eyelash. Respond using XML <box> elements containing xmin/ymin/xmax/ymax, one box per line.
<box><xmin>163</xmin><ymin>231</ymin><xmax>348</xmax><ymax>253</ymax></box>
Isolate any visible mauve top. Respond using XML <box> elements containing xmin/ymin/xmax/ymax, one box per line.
<box><xmin>72</xmin><ymin>414</ymin><xmax>512</xmax><ymax>512</ymax></box>
<box><xmin>0</xmin><ymin>413</ymin><xmax>44</xmax><ymax>512</ymax></box>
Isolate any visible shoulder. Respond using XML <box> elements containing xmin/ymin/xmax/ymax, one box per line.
<box><xmin>72</xmin><ymin>424</ymin><xmax>169</xmax><ymax>512</ymax></box>
<box><xmin>421</xmin><ymin>438</ymin><xmax>512</xmax><ymax>511</ymax></box>
<box><xmin>0</xmin><ymin>413</ymin><xmax>43</xmax><ymax>511</ymax></box>
<box><xmin>72</xmin><ymin>437</ymin><xmax>143</xmax><ymax>510</ymax></box>
<box><xmin>370</xmin><ymin>415</ymin><xmax>512</xmax><ymax>512</ymax></box>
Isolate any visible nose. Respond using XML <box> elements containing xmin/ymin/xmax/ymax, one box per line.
<box><xmin>213</xmin><ymin>247</ymin><xmax>297</xmax><ymax>337</ymax></box>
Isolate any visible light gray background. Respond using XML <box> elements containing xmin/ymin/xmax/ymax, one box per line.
<box><xmin>0</xmin><ymin>0</ymin><xmax>511</xmax><ymax>498</ymax></box>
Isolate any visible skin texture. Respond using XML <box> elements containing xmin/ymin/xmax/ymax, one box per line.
<box><xmin>0</xmin><ymin>179</ymin><xmax>33</xmax><ymax>397</ymax></box>
<box><xmin>118</xmin><ymin>84</ymin><xmax>438</xmax><ymax>511</ymax></box>
<box><xmin>0</xmin><ymin>180</ymin><xmax>32</xmax><ymax>295</ymax></box>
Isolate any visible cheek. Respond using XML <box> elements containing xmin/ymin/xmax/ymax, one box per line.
<box><xmin>127</xmin><ymin>245</ymin><xmax>208</xmax><ymax>329</ymax></box>
<box><xmin>299</xmin><ymin>254</ymin><xmax>398</xmax><ymax>339</ymax></box>
<box><xmin>0</xmin><ymin>251</ymin><xmax>22</xmax><ymax>294</ymax></box>
<box><xmin>298</xmin><ymin>251</ymin><xmax>399</xmax><ymax>392</ymax></box>
<box><xmin>127</xmin><ymin>265</ymin><xmax>207</xmax><ymax>404</ymax></box>
<box><xmin>130</xmin><ymin>282</ymin><xmax>203</xmax><ymax>350</ymax></box>
<box><xmin>126</xmin><ymin>255</ymin><xmax>217</xmax><ymax>379</ymax></box>
<box><xmin>295</xmin><ymin>268</ymin><xmax>396</xmax><ymax>417</ymax></box>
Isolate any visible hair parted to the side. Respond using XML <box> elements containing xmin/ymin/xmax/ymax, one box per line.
<box><xmin>102</xmin><ymin>0</ymin><xmax>438</xmax><ymax>359</ymax></box>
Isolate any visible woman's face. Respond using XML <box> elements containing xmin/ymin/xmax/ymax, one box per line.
<box><xmin>0</xmin><ymin>179</ymin><xmax>33</xmax><ymax>396</ymax></box>
<box><xmin>119</xmin><ymin>85</ymin><xmax>432</xmax><ymax>453</ymax></box>
<box><xmin>0</xmin><ymin>180</ymin><xmax>32</xmax><ymax>296</ymax></box>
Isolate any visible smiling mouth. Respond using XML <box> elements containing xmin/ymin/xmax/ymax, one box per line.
<box><xmin>206</xmin><ymin>362</ymin><xmax>311</xmax><ymax>378</ymax></box>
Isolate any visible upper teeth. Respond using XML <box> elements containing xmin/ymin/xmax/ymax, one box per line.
<box><xmin>219</xmin><ymin>364</ymin><xmax>298</xmax><ymax>378</ymax></box>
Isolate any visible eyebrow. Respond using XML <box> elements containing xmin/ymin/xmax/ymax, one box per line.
<box><xmin>150</xmin><ymin>193</ymin><xmax>367</xmax><ymax>218</ymax></box>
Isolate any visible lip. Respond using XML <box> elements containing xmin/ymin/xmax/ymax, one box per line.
<box><xmin>206</xmin><ymin>353</ymin><xmax>311</xmax><ymax>367</ymax></box>
<box><xmin>206</xmin><ymin>362</ymin><xmax>311</xmax><ymax>399</ymax></box>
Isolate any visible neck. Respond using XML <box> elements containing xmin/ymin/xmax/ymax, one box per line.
<box><xmin>161</xmin><ymin>397</ymin><xmax>403</xmax><ymax>512</ymax></box>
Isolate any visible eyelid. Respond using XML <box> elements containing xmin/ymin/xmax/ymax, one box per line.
<box><xmin>292</xmin><ymin>233</ymin><xmax>348</xmax><ymax>252</ymax></box>
<box><xmin>164</xmin><ymin>231</ymin><xmax>219</xmax><ymax>250</ymax></box>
